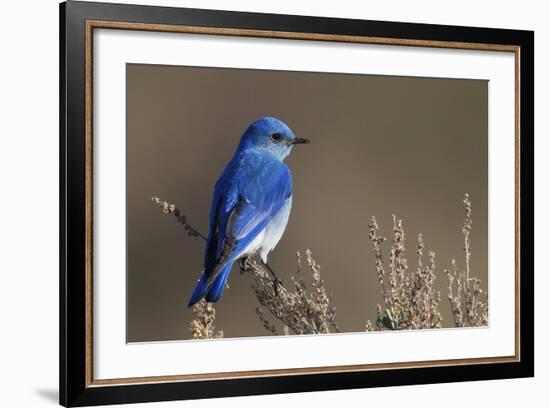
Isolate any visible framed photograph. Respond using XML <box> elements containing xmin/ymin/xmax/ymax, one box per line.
<box><xmin>60</xmin><ymin>1</ymin><xmax>534</xmax><ymax>406</ymax></box>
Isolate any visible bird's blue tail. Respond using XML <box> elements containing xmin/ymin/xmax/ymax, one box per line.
<box><xmin>205</xmin><ymin>263</ymin><xmax>233</xmax><ymax>303</ymax></box>
<box><xmin>188</xmin><ymin>263</ymin><xmax>233</xmax><ymax>307</ymax></box>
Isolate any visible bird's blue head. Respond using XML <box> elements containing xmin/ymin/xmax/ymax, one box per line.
<box><xmin>238</xmin><ymin>116</ymin><xmax>310</xmax><ymax>161</ymax></box>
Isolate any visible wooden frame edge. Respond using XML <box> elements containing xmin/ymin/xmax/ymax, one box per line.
<box><xmin>87</xmin><ymin>19</ymin><xmax>520</xmax><ymax>52</ymax></box>
<box><xmin>83</xmin><ymin>19</ymin><xmax>522</xmax><ymax>388</ymax></box>
<box><xmin>88</xmin><ymin>355</ymin><xmax>519</xmax><ymax>387</ymax></box>
<box><xmin>85</xmin><ymin>19</ymin><xmax>94</xmax><ymax>389</ymax></box>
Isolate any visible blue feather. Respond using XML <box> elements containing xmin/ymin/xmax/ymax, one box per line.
<box><xmin>204</xmin><ymin>263</ymin><xmax>233</xmax><ymax>302</ymax></box>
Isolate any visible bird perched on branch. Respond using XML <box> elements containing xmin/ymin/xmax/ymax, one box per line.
<box><xmin>188</xmin><ymin>117</ymin><xmax>310</xmax><ymax>306</ymax></box>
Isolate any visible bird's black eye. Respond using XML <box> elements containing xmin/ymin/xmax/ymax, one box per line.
<box><xmin>271</xmin><ymin>133</ymin><xmax>282</xmax><ymax>143</ymax></box>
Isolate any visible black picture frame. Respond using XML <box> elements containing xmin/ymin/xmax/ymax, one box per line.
<box><xmin>60</xmin><ymin>1</ymin><xmax>534</xmax><ymax>406</ymax></box>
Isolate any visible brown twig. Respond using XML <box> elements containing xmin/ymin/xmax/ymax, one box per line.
<box><xmin>151</xmin><ymin>196</ymin><xmax>207</xmax><ymax>241</ymax></box>
<box><xmin>445</xmin><ymin>194</ymin><xmax>488</xmax><ymax>327</ymax></box>
<box><xmin>189</xmin><ymin>299</ymin><xmax>224</xmax><ymax>339</ymax></box>
<box><xmin>368</xmin><ymin>215</ymin><xmax>442</xmax><ymax>330</ymax></box>
<box><xmin>151</xmin><ymin>195</ymin><xmax>339</xmax><ymax>335</ymax></box>
<box><xmin>241</xmin><ymin>251</ymin><xmax>339</xmax><ymax>335</ymax></box>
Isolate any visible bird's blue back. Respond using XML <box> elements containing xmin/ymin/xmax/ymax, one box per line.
<box><xmin>204</xmin><ymin>148</ymin><xmax>292</xmax><ymax>274</ymax></box>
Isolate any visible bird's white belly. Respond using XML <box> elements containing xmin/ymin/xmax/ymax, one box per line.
<box><xmin>237</xmin><ymin>229</ymin><xmax>266</xmax><ymax>258</ymax></box>
<box><xmin>259</xmin><ymin>196</ymin><xmax>292</xmax><ymax>262</ymax></box>
<box><xmin>236</xmin><ymin>196</ymin><xmax>292</xmax><ymax>262</ymax></box>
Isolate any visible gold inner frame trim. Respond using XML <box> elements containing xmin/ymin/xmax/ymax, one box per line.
<box><xmin>84</xmin><ymin>19</ymin><xmax>521</xmax><ymax>388</ymax></box>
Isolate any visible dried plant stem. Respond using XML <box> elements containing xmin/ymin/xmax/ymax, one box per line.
<box><xmin>153</xmin><ymin>193</ymin><xmax>486</xmax><ymax>336</ymax></box>
<box><xmin>368</xmin><ymin>215</ymin><xmax>442</xmax><ymax>330</ymax></box>
<box><xmin>189</xmin><ymin>299</ymin><xmax>224</xmax><ymax>339</ymax></box>
<box><xmin>152</xmin><ymin>196</ymin><xmax>207</xmax><ymax>241</ymax></box>
<box><xmin>241</xmin><ymin>251</ymin><xmax>339</xmax><ymax>335</ymax></box>
<box><xmin>446</xmin><ymin>194</ymin><xmax>488</xmax><ymax>327</ymax></box>
<box><xmin>152</xmin><ymin>196</ymin><xmax>338</xmax><ymax>335</ymax></box>
<box><xmin>463</xmin><ymin>194</ymin><xmax>472</xmax><ymax>289</ymax></box>
<box><xmin>368</xmin><ymin>217</ymin><xmax>389</xmax><ymax>305</ymax></box>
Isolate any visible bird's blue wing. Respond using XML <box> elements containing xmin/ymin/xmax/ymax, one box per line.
<box><xmin>203</xmin><ymin>180</ymin><xmax>232</xmax><ymax>275</ymax></box>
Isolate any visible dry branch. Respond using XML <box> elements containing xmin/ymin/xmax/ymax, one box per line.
<box><xmin>152</xmin><ymin>196</ymin><xmax>207</xmax><ymax>241</ymax></box>
<box><xmin>445</xmin><ymin>194</ymin><xmax>488</xmax><ymax>327</ymax></box>
<box><xmin>189</xmin><ymin>299</ymin><xmax>224</xmax><ymax>339</ymax></box>
<box><xmin>241</xmin><ymin>251</ymin><xmax>339</xmax><ymax>335</ymax></box>
<box><xmin>152</xmin><ymin>193</ymin><xmax>487</xmax><ymax>337</ymax></box>
<box><xmin>152</xmin><ymin>196</ymin><xmax>339</xmax><ymax>336</ymax></box>
<box><xmin>368</xmin><ymin>215</ymin><xmax>442</xmax><ymax>330</ymax></box>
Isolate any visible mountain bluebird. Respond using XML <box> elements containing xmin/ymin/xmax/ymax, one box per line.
<box><xmin>188</xmin><ymin>116</ymin><xmax>310</xmax><ymax>306</ymax></box>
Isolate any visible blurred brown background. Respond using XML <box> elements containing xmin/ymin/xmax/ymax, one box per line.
<box><xmin>126</xmin><ymin>64</ymin><xmax>488</xmax><ymax>342</ymax></box>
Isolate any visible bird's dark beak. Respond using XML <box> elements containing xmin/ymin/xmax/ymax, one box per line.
<box><xmin>291</xmin><ymin>137</ymin><xmax>311</xmax><ymax>145</ymax></box>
